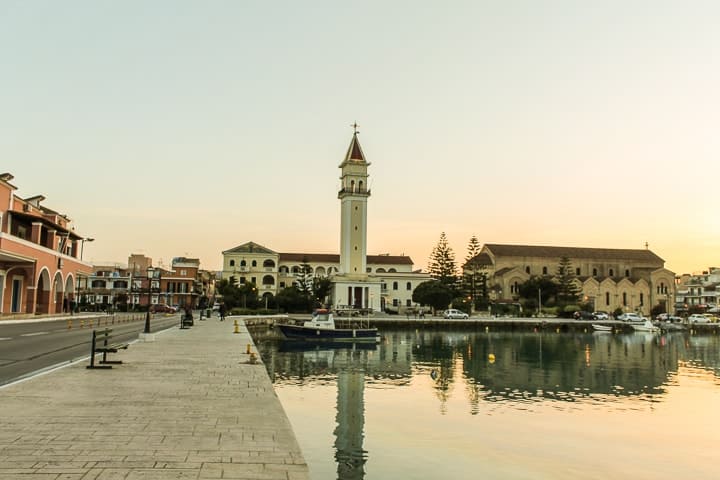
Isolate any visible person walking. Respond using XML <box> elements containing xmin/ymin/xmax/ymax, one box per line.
<box><xmin>219</xmin><ymin>303</ymin><xmax>226</xmax><ymax>321</ymax></box>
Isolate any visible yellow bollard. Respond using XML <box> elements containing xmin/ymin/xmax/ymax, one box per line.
<box><xmin>233</xmin><ymin>319</ymin><xmax>240</xmax><ymax>334</ymax></box>
<box><xmin>80</xmin><ymin>319</ymin><xmax>84</xmax><ymax>329</ymax></box>
<box><xmin>67</xmin><ymin>319</ymin><xmax>72</xmax><ymax>329</ymax></box>
<box><xmin>246</xmin><ymin>343</ymin><xmax>252</xmax><ymax>354</ymax></box>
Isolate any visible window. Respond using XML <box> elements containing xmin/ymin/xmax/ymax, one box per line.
<box><xmin>605</xmin><ymin>292</ymin><xmax>610</xmax><ymax>305</ymax></box>
<box><xmin>240</xmin><ymin>260</ymin><xmax>247</xmax><ymax>267</ymax></box>
<box><xmin>622</xmin><ymin>292</ymin><xmax>627</xmax><ymax>306</ymax></box>
<box><xmin>252</xmin><ymin>260</ymin><xmax>257</xmax><ymax>267</ymax></box>
<box><xmin>180</xmin><ymin>269</ymin><xmax>187</xmax><ymax>276</ymax></box>
<box><xmin>262</xmin><ymin>275</ymin><xmax>274</xmax><ymax>285</ymax></box>
<box><xmin>525</xmin><ymin>266</ymin><xmax>530</xmax><ymax>274</ymax></box>
<box><xmin>382</xmin><ymin>282</ymin><xmax>387</xmax><ymax>290</ymax></box>
<box><xmin>366</xmin><ymin>268</ymin><xmax>371</xmax><ymax>273</ymax></box>
<box><xmin>542</xmin><ymin>267</ymin><xmax>548</xmax><ymax>275</ymax></box>
<box><xmin>609</xmin><ymin>269</ymin><xmax>614</xmax><ymax>276</ymax></box>
<box><xmin>263</xmin><ymin>259</ymin><xmax>275</xmax><ymax>268</ymax></box>
<box><xmin>640</xmin><ymin>293</ymin><xmax>644</xmax><ymax>306</ymax></box>
<box><xmin>279</xmin><ymin>282</ymin><xmax>286</xmax><ymax>288</ymax></box>
<box><xmin>576</xmin><ymin>268</ymin><xmax>581</xmax><ymax>275</ymax></box>
<box><xmin>393</xmin><ymin>281</ymin><xmax>398</xmax><ymax>290</ymax></box>
<box><xmin>593</xmin><ymin>268</ymin><xmax>597</xmax><ymax>276</ymax></box>
<box><xmin>625</xmin><ymin>269</ymin><xmax>630</xmax><ymax>277</ymax></box>
<box><xmin>91</xmin><ymin>280</ymin><xmax>106</xmax><ymax>288</ymax></box>
<box><xmin>406</xmin><ymin>299</ymin><xmax>412</xmax><ymax>306</ymax></box>
<box><xmin>393</xmin><ymin>299</ymin><xmax>398</xmax><ymax>306</ymax></box>
<box><xmin>388</xmin><ymin>268</ymin><xmax>397</xmax><ymax>273</ymax></box>
<box><xmin>239</xmin><ymin>277</ymin><xmax>246</xmax><ymax>284</ymax></box>
<box><xmin>406</xmin><ymin>282</ymin><xmax>412</xmax><ymax>290</ymax></box>
<box><xmin>229</xmin><ymin>260</ymin><xmax>235</xmax><ymax>267</ymax></box>
<box><xmin>377</xmin><ymin>268</ymin><xmax>386</xmax><ymax>273</ymax></box>
<box><xmin>251</xmin><ymin>277</ymin><xmax>256</xmax><ymax>284</ymax></box>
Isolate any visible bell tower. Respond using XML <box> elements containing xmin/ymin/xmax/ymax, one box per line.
<box><xmin>338</xmin><ymin>123</ymin><xmax>370</xmax><ymax>277</ymax></box>
<box><xmin>331</xmin><ymin>124</ymin><xmax>381</xmax><ymax>311</ymax></box>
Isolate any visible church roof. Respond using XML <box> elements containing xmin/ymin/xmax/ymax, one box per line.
<box><xmin>483</xmin><ymin>244</ymin><xmax>664</xmax><ymax>264</ymax></box>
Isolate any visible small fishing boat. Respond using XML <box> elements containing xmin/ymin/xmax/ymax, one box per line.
<box><xmin>592</xmin><ymin>324</ymin><xmax>613</xmax><ymax>332</ymax></box>
<box><xmin>277</xmin><ymin>309</ymin><xmax>380</xmax><ymax>342</ymax></box>
<box><xmin>631</xmin><ymin>319</ymin><xmax>660</xmax><ymax>333</ymax></box>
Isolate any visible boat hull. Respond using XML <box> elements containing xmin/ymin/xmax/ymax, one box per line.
<box><xmin>277</xmin><ymin>324</ymin><xmax>379</xmax><ymax>342</ymax></box>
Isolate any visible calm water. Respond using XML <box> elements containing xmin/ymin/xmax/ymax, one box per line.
<box><xmin>253</xmin><ymin>328</ymin><xmax>720</xmax><ymax>480</ymax></box>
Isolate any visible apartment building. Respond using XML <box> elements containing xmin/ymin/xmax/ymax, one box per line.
<box><xmin>0</xmin><ymin>173</ymin><xmax>92</xmax><ymax>315</ymax></box>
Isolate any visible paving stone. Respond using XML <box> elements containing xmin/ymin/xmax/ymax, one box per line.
<box><xmin>0</xmin><ymin>319</ymin><xmax>309</xmax><ymax>480</ymax></box>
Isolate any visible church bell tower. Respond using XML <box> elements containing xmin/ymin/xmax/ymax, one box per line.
<box><xmin>338</xmin><ymin>124</ymin><xmax>370</xmax><ymax>277</ymax></box>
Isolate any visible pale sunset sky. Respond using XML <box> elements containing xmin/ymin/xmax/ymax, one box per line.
<box><xmin>2</xmin><ymin>1</ymin><xmax>718</xmax><ymax>275</ymax></box>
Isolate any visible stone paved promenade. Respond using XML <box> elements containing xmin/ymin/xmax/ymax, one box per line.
<box><xmin>0</xmin><ymin>317</ymin><xmax>309</xmax><ymax>480</ymax></box>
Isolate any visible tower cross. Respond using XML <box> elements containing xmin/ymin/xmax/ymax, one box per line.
<box><xmin>351</xmin><ymin>122</ymin><xmax>360</xmax><ymax>134</ymax></box>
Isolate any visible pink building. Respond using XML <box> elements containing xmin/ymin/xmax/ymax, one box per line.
<box><xmin>0</xmin><ymin>173</ymin><xmax>92</xmax><ymax>316</ymax></box>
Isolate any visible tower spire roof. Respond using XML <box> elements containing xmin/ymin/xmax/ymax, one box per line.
<box><xmin>342</xmin><ymin>122</ymin><xmax>366</xmax><ymax>163</ymax></box>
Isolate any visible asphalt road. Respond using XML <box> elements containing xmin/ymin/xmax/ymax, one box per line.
<box><xmin>0</xmin><ymin>313</ymin><xmax>184</xmax><ymax>386</ymax></box>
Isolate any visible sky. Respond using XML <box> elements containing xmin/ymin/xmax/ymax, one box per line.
<box><xmin>2</xmin><ymin>1</ymin><xmax>719</xmax><ymax>275</ymax></box>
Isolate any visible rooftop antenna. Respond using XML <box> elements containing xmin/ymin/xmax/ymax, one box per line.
<box><xmin>645</xmin><ymin>242</ymin><xmax>649</xmax><ymax>250</ymax></box>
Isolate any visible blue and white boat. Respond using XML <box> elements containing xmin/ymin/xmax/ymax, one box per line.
<box><xmin>277</xmin><ymin>309</ymin><xmax>379</xmax><ymax>342</ymax></box>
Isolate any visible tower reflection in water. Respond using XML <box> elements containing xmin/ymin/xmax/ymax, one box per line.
<box><xmin>269</xmin><ymin>341</ymin><xmax>382</xmax><ymax>479</ymax></box>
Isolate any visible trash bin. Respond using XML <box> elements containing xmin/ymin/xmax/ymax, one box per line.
<box><xmin>206</xmin><ymin>308</ymin><xmax>212</xmax><ymax>318</ymax></box>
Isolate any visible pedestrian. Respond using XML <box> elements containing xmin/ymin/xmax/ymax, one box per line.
<box><xmin>219</xmin><ymin>303</ymin><xmax>226</xmax><ymax>321</ymax></box>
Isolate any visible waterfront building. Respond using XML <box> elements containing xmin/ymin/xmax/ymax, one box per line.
<box><xmin>221</xmin><ymin>129</ymin><xmax>430</xmax><ymax>312</ymax></box>
<box><xmin>0</xmin><ymin>173</ymin><xmax>92</xmax><ymax>315</ymax></box>
<box><xmin>470</xmin><ymin>244</ymin><xmax>676</xmax><ymax>316</ymax></box>
<box><xmin>82</xmin><ymin>255</ymin><xmax>212</xmax><ymax>311</ymax></box>
<box><xmin>675</xmin><ymin>267</ymin><xmax>720</xmax><ymax>312</ymax></box>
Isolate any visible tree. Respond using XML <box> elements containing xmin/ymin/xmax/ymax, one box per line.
<box><xmin>428</xmin><ymin>232</ymin><xmax>458</xmax><ymax>291</ymax></box>
<box><xmin>296</xmin><ymin>256</ymin><xmax>313</xmax><ymax>296</ymax></box>
<box><xmin>462</xmin><ymin>235</ymin><xmax>487</xmax><ymax>310</ymax></box>
<box><xmin>276</xmin><ymin>287</ymin><xmax>310</xmax><ymax>313</ymax></box>
<box><xmin>412</xmin><ymin>280</ymin><xmax>454</xmax><ymax>313</ymax></box>
<box><xmin>555</xmin><ymin>256</ymin><xmax>581</xmax><ymax>307</ymax></box>
<box><xmin>517</xmin><ymin>276</ymin><xmax>559</xmax><ymax>312</ymax></box>
<box><xmin>313</xmin><ymin>276</ymin><xmax>332</xmax><ymax>307</ymax></box>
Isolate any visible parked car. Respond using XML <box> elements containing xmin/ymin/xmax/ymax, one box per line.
<box><xmin>617</xmin><ymin>312</ymin><xmax>645</xmax><ymax>322</ymax></box>
<box><xmin>689</xmin><ymin>314</ymin><xmax>710</xmax><ymax>323</ymax></box>
<box><xmin>592</xmin><ymin>311</ymin><xmax>609</xmax><ymax>320</ymax></box>
<box><xmin>573</xmin><ymin>311</ymin><xmax>595</xmax><ymax>320</ymax></box>
<box><xmin>443</xmin><ymin>309</ymin><xmax>469</xmax><ymax>319</ymax></box>
<box><xmin>150</xmin><ymin>304</ymin><xmax>177</xmax><ymax>313</ymax></box>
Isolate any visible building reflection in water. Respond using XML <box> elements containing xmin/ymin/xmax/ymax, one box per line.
<box><xmin>255</xmin><ymin>328</ymin><xmax>720</xmax><ymax>478</ymax></box>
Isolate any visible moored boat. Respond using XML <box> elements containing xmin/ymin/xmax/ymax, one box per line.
<box><xmin>631</xmin><ymin>319</ymin><xmax>660</xmax><ymax>333</ymax></box>
<box><xmin>277</xmin><ymin>309</ymin><xmax>380</xmax><ymax>342</ymax></box>
<box><xmin>592</xmin><ymin>324</ymin><xmax>613</xmax><ymax>332</ymax></box>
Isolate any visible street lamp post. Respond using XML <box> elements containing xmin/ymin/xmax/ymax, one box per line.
<box><xmin>80</xmin><ymin>237</ymin><xmax>94</xmax><ymax>261</ymax></box>
<box><xmin>144</xmin><ymin>266</ymin><xmax>155</xmax><ymax>334</ymax></box>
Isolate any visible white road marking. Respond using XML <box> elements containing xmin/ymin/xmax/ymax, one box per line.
<box><xmin>0</xmin><ymin>337</ymin><xmax>11</xmax><ymax>341</ymax></box>
<box><xmin>21</xmin><ymin>332</ymin><xmax>49</xmax><ymax>337</ymax></box>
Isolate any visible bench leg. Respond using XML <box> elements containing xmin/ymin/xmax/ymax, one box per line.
<box><xmin>87</xmin><ymin>353</ymin><xmax>113</xmax><ymax>369</ymax></box>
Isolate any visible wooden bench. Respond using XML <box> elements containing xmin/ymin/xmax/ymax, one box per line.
<box><xmin>87</xmin><ymin>328</ymin><xmax>129</xmax><ymax>369</ymax></box>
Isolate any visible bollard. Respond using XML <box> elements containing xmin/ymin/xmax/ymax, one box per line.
<box><xmin>233</xmin><ymin>319</ymin><xmax>240</xmax><ymax>334</ymax></box>
<box><xmin>80</xmin><ymin>319</ymin><xmax>84</xmax><ymax>328</ymax></box>
<box><xmin>67</xmin><ymin>319</ymin><xmax>72</xmax><ymax>329</ymax></box>
<box><xmin>246</xmin><ymin>343</ymin><xmax>251</xmax><ymax>354</ymax></box>
<box><xmin>249</xmin><ymin>352</ymin><xmax>258</xmax><ymax>364</ymax></box>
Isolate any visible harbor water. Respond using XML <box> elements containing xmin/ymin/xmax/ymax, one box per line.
<box><xmin>253</xmin><ymin>327</ymin><xmax>720</xmax><ymax>479</ymax></box>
